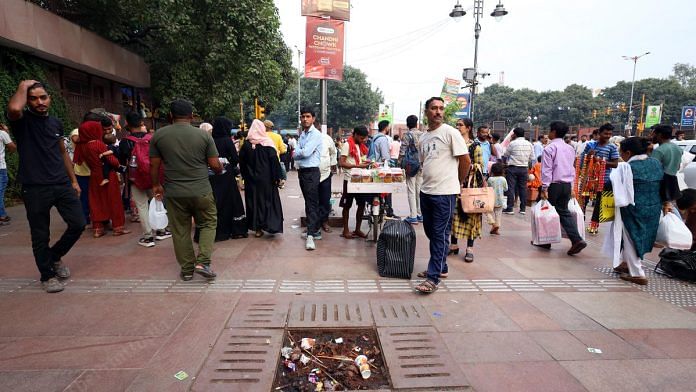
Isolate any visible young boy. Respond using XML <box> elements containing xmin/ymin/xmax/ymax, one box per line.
<box><xmin>487</xmin><ymin>162</ymin><xmax>508</xmax><ymax>235</ymax></box>
<box><xmin>98</xmin><ymin>133</ymin><xmax>125</xmax><ymax>186</ymax></box>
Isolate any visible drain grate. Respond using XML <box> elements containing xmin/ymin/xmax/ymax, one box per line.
<box><xmin>227</xmin><ymin>295</ymin><xmax>290</xmax><ymax>328</ymax></box>
<box><xmin>378</xmin><ymin>326</ymin><xmax>468</xmax><ymax>390</ymax></box>
<box><xmin>288</xmin><ymin>299</ymin><xmax>373</xmax><ymax>327</ymax></box>
<box><xmin>370</xmin><ymin>300</ymin><xmax>430</xmax><ymax>327</ymax></box>
<box><xmin>192</xmin><ymin>329</ymin><xmax>283</xmax><ymax>392</ymax></box>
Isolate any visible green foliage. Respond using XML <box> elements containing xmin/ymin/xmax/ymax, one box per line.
<box><xmin>0</xmin><ymin>49</ymin><xmax>74</xmax><ymax>202</ymax></box>
<box><xmin>30</xmin><ymin>0</ymin><xmax>294</xmax><ymax>120</ymax></box>
<box><xmin>268</xmin><ymin>66</ymin><xmax>384</xmax><ymax>130</ymax></box>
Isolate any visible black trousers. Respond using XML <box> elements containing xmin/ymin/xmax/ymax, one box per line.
<box><xmin>547</xmin><ymin>182</ymin><xmax>582</xmax><ymax>244</ymax></box>
<box><xmin>23</xmin><ymin>184</ymin><xmax>86</xmax><ymax>281</ymax></box>
<box><xmin>506</xmin><ymin>166</ymin><xmax>529</xmax><ymax>211</ymax></box>
<box><xmin>319</xmin><ymin>173</ymin><xmax>332</xmax><ymax>224</ymax></box>
<box><xmin>299</xmin><ymin>167</ymin><xmax>321</xmax><ymax>235</ymax></box>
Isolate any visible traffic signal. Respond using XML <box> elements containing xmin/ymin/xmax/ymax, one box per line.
<box><xmin>592</xmin><ymin>110</ymin><xmax>597</xmax><ymax>119</ymax></box>
<box><xmin>254</xmin><ymin>98</ymin><xmax>266</xmax><ymax>119</ymax></box>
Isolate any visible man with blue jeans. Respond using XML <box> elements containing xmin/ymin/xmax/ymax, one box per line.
<box><xmin>295</xmin><ymin>107</ymin><xmax>323</xmax><ymax>251</ymax></box>
<box><xmin>0</xmin><ymin>124</ymin><xmax>17</xmax><ymax>224</ymax></box>
<box><xmin>415</xmin><ymin>97</ymin><xmax>470</xmax><ymax>294</ymax></box>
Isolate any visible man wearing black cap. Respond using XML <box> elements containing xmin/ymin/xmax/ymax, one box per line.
<box><xmin>150</xmin><ymin>99</ymin><xmax>223</xmax><ymax>281</ymax></box>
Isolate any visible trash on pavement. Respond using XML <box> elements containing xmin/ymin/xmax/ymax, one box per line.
<box><xmin>354</xmin><ymin>355</ymin><xmax>371</xmax><ymax>379</ymax></box>
<box><xmin>174</xmin><ymin>371</ymin><xmax>189</xmax><ymax>381</ymax></box>
<box><xmin>587</xmin><ymin>347</ymin><xmax>603</xmax><ymax>354</ymax></box>
<box><xmin>301</xmin><ymin>338</ymin><xmax>316</xmax><ymax>350</ymax></box>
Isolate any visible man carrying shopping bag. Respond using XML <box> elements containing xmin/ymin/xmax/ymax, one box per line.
<box><xmin>537</xmin><ymin>121</ymin><xmax>587</xmax><ymax>255</ymax></box>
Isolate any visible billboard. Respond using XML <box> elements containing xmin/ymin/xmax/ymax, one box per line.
<box><xmin>378</xmin><ymin>104</ymin><xmax>393</xmax><ymax>123</ymax></box>
<box><xmin>682</xmin><ymin>106</ymin><xmax>696</xmax><ymax>128</ymax></box>
<box><xmin>455</xmin><ymin>92</ymin><xmax>471</xmax><ymax>119</ymax></box>
<box><xmin>301</xmin><ymin>0</ymin><xmax>351</xmax><ymax>21</ymax></box>
<box><xmin>644</xmin><ymin>105</ymin><xmax>662</xmax><ymax>128</ymax></box>
<box><xmin>441</xmin><ymin>78</ymin><xmax>460</xmax><ymax>105</ymax></box>
<box><xmin>305</xmin><ymin>17</ymin><xmax>345</xmax><ymax>81</ymax></box>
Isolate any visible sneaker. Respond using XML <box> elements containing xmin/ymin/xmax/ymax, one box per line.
<box><xmin>306</xmin><ymin>235</ymin><xmax>316</xmax><ymax>251</ymax></box>
<box><xmin>404</xmin><ymin>217</ymin><xmax>419</xmax><ymax>225</ymax></box>
<box><xmin>42</xmin><ymin>277</ymin><xmax>64</xmax><ymax>293</ymax></box>
<box><xmin>138</xmin><ymin>236</ymin><xmax>156</xmax><ymax>248</ymax></box>
<box><xmin>53</xmin><ymin>261</ymin><xmax>71</xmax><ymax>279</ymax></box>
<box><xmin>417</xmin><ymin>215</ymin><xmax>423</xmax><ymax>222</ymax></box>
<box><xmin>194</xmin><ymin>264</ymin><xmax>217</xmax><ymax>279</ymax></box>
<box><xmin>155</xmin><ymin>229</ymin><xmax>172</xmax><ymax>240</ymax></box>
<box><xmin>503</xmin><ymin>209</ymin><xmax>515</xmax><ymax>215</ymax></box>
<box><xmin>301</xmin><ymin>231</ymin><xmax>322</xmax><ymax>240</ymax></box>
<box><xmin>180</xmin><ymin>272</ymin><xmax>193</xmax><ymax>281</ymax></box>
<box><xmin>519</xmin><ymin>210</ymin><xmax>526</xmax><ymax>215</ymax></box>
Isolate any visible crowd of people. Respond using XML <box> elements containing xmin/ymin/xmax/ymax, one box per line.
<box><xmin>2</xmin><ymin>79</ymin><xmax>694</xmax><ymax>294</ymax></box>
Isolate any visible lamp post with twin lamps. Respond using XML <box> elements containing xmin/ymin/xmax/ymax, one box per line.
<box><xmin>450</xmin><ymin>0</ymin><xmax>508</xmax><ymax>123</ymax></box>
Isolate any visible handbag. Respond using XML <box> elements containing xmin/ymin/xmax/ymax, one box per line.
<box><xmin>598</xmin><ymin>190</ymin><xmax>615</xmax><ymax>222</ymax></box>
<box><xmin>460</xmin><ymin>168</ymin><xmax>494</xmax><ymax>213</ymax></box>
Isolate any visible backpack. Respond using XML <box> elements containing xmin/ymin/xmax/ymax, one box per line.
<box><xmin>400</xmin><ymin>132</ymin><xmax>420</xmax><ymax>177</ymax></box>
<box><xmin>124</xmin><ymin>134</ymin><xmax>154</xmax><ymax>190</ymax></box>
<box><xmin>367</xmin><ymin>134</ymin><xmax>386</xmax><ymax>161</ymax></box>
<box><xmin>655</xmin><ymin>248</ymin><xmax>696</xmax><ymax>282</ymax></box>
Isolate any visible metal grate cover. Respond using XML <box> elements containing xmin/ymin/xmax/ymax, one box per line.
<box><xmin>227</xmin><ymin>295</ymin><xmax>290</xmax><ymax>328</ymax></box>
<box><xmin>288</xmin><ymin>299</ymin><xmax>373</xmax><ymax>327</ymax></box>
<box><xmin>192</xmin><ymin>329</ymin><xmax>283</xmax><ymax>392</ymax></box>
<box><xmin>378</xmin><ymin>326</ymin><xmax>469</xmax><ymax>390</ymax></box>
<box><xmin>371</xmin><ymin>300</ymin><xmax>430</xmax><ymax>327</ymax></box>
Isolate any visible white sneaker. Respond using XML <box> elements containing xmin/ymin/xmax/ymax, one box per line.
<box><xmin>138</xmin><ymin>237</ymin><xmax>156</xmax><ymax>248</ymax></box>
<box><xmin>305</xmin><ymin>235</ymin><xmax>316</xmax><ymax>251</ymax></box>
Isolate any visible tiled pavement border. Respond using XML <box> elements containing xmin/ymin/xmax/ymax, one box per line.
<box><xmin>0</xmin><ymin>277</ymin><xmax>637</xmax><ymax>294</ymax></box>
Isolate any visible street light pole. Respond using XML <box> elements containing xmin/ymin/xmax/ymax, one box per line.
<box><xmin>623</xmin><ymin>51</ymin><xmax>650</xmax><ymax>135</ymax></box>
<box><xmin>450</xmin><ymin>1</ymin><xmax>507</xmax><ymax>123</ymax></box>
<box><xmin>295</xmin><ymin>46</ymin><xmax>303</xmax><ymax>131</ymax></box>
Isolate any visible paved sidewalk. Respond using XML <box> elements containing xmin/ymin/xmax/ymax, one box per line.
<box><xmin>1</xmin><ymin>171</ymin><xmax>695</xmax><ymax>391</ymax></box>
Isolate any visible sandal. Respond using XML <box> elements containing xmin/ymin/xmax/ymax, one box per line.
<box><xmin>340</xmin><ymin>232</ymin><xmax>355</xmax><ymax>239</ymax></box>
<box><xmin>352</xmin><ymin>231</ymin><xmax>368</xmax><ymax>239</ymax></box>
<box><xmin>93</xmin><ymin>229</ymin><xmax>106</xmax><ymax>238</ymax></box>
<box><xmin>112</xmin><ymin>229</ymin><xmax>131</xmax><ymax>236</ymax></box>
<box><xmin>448</xmin><ymin>247</ymin><xmax>460</xmax><ymax>256</ymax></box>
<box><xmin>414</xmin><ymin>279</ymin><xmax>439</xmax><ymax>294</ymax></box>
<box><xmin>464</xmin><ymin>251</ymin><xmax>474</xmax><ymax>263</ymax></box>
<box><xmin>417</xmin><ymin>271</ymin><xmax>448</xmax><ymax>279</ymax></box>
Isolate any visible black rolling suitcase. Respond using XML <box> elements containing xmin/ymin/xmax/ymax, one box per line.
<box><xmin>376</xmin><ymin>220</ymin><xmax>416</xmax><ymax>279</ymax></box>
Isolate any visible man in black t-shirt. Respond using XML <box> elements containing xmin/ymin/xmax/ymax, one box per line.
<box><xmin>7</xmin><ymin>80</ymin><xmax>85</xmax><ymax>293</ymax></box>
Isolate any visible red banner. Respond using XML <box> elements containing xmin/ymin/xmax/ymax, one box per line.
<box><xmin>305</xmin><ymin>17</ymin><xmax>344</xmax><ymax>81</ymax></box>
<box><xmin>301</xmin><ymin>0</ymin><xmax>351</xmax><ymax>21</ymax></box>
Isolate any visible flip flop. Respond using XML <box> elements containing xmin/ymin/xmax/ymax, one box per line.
<box><xmin>340</xmin><ymin>232</ymin><xmax>355</xmax><ymax>239</ymax></box>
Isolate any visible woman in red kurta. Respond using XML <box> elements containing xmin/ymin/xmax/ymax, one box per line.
<box><xmin>74</xmin><ymin>121</ymin><xmax>129</xmax><ymax>238</ymax></box>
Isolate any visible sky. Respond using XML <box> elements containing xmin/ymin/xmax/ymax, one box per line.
<box><xmin>275</xmin><ymin>0</ymin><xmax>696</xmax><ymax>123</ymax></box>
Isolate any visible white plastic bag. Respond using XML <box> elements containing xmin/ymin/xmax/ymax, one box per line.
<box><xmin>531</xmin><ymin>200</ymin><xmax>562</xmax><ymax>245</ymax></box>
<box><xmin>561</xmin><ymin>199</ymin><xmax>586</xmax><ymax>241</ymax></box>
<box><xmin>148</xmin><ymin>198</ymin><xmax>169</xmax><ymax>230</ymax></box>
<box><xmin>655</xmin><ymin>212</ymin><xmax>692</xmax><ymax>250</ymax></box>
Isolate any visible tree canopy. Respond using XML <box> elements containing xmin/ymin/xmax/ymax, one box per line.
<box><xmin>475</xmin><ymin>63</ymin><xmax>696</xmax><ymax>129</ymax></box>
<box><xmin>268</xmin><ymin>66</ymin><xmax>384</xmax><ymax>131</ymax></box>
<box><xmin>31</xmin><ymin>0</ymin><xmax>294</xmax><ymax>120</ymax></box>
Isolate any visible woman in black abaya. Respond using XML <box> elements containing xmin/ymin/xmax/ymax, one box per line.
<box><xmin>239</xmin><ymin>119</ymin><xmax>284</xmax><ymax>237</ymax></box>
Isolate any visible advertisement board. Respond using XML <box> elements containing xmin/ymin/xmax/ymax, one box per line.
<box><xmin>305</xmin><ymin>17</ymin><xmax>345</xmax><ymax>81</ymax></box>
<box><xmin>681</xmin><ymin>106</ymin><xmax>696</xmax><ymax>128</ymax></box>
<box><xmin>378</xmin><ymin>103</ymin><xmax>393</xmax><ymax>123</ymax></box>
<box><xmin>644</xmin><ymin>105</ymin><xmax>662</xmax><ymax>129</ymax></box>
<box><xmin>301</xmin><ymin>0</ymin><xmax>351</xmax><ymax>21</ymax></box>
<box><xmin>441</xmin><ymin>78</ymin><xmax>460</xmax><ymax>105</ymax></box>
<box><xmin>455</xmin><ymin>92</ymin><xmax>471</xmax><ymax>119</ymax></box>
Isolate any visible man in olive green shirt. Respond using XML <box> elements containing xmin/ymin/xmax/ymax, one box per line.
<box><xmin>150</xmin><ymin>100</ymin><xmax>222</xmax><ymax>281</ymax></box>
<box><xmin>651</xmin><ymin>124</ymin><xmax>683</xmax><ymax>215</ymax></box>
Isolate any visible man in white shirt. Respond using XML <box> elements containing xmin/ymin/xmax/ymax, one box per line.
<box><xmin>575</xmin><ymin>134</ymin><xmax>588</xmax><ymax>156</ymax></box>
<box><xmin>319</xmin><ymin>132</ymin><xmax>337</xmax><ymax>233</ymax></box>
<box><xmin>503</xmin><ymin>128</ymin><xmax>535</xmax><ymax>215</ymax></box>
<box><xmin>0</xmin><ymin>124</ymin><xmax>17</xmax><ymax>223</ymax></box>
<box><xmin>414</xmin><ymin>97</ymin><xmax>470</xmax><ymax>294</ymax></box>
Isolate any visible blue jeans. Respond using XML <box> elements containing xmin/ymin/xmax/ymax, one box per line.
<box><xmin>0</xmin><ymin>169</ymin><xmax>7</xmax><ymax>217</ymax></box>
<box><xmin>420</xmin><ymin>192</ymin><xmax>456</xmax><ymax>285</ymax></box>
